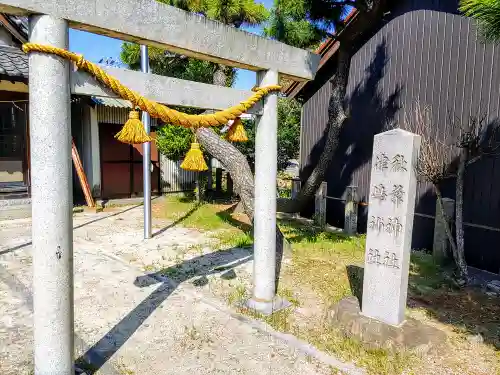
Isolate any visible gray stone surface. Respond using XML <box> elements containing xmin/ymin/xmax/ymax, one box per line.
<box><xmin>332</xmin><ymin>297</ymin><xmax>446</xmax><ymax>351</ymax></box>
<box><xmin>28</xmin><ymin>15</ymin><xmax>74</xmax><ymax>374</ymax></box>
<box><xmin>433</xmin><ymin>197</ymin><xmax>455</xmax><ymax>264</ymax></box>
<box><xmin>72</xmin><ymin>66</ymin><xmax>263</xmax><ymax>114</ymax></box>
<box><xmin>362</xmin><ymin>129</ymin><xmax>421</xmax><ymax>326</ymax></box>
<box><xmin>0</xmin><ymin>0</ymin><xmax>319</xmax><ymax>80</ymax></box>
<box><xmin>344</xmin><ymin>186</ymin><xmax>358</xmax><ymax>235</ymax></box>
<box><xmin>252</xmin><ymin>70</ymin><xmax>279</xmax><ymax>304</ymax></box>
<box><xmin>244</xmin><ymin>296</ymin><xmax>292</xmax><ymax>316</ymax></box>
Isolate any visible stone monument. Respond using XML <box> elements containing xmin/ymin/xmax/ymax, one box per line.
<box><xmin>362</xmin><ymin>129</ymin><xmax>421</xmax><ymax>326</ymax></box>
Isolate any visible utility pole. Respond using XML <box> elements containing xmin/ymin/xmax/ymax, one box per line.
<box><xmin>141</xmin><ymin>45</ymin><xmax>152</xmax><ymax>239</ymax></box>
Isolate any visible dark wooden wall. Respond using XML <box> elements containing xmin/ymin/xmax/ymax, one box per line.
<box><xmin>299</xmin><ymin>0</ymin><xmax>500</xmax><ymax>273</ymax></box>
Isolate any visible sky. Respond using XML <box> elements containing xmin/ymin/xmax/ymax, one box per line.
<box><xmin>68</xmin><ymin>0</ymin><xmax>274</xmax><ymax>91</ymax></box>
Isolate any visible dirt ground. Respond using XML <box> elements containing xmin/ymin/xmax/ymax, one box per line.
<box><xmin>1</xmin><ymin>197</ymin><xmax>498</xmax><ymax>375</ymax></box>
<box><xmin>0</xmin><ymin>200</ymin><xmax>360</xmax><ymax>375</ymax></box>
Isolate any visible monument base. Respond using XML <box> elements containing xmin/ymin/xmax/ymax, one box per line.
<box><xmin>243</xmin><ymin>296</ymin><xmax>292</xmax><ymax>316</ymax></box>
<box><xmin>331</xmin><ymin>297</ymin><xmax>446</xmax><ymax>351</ymax></box>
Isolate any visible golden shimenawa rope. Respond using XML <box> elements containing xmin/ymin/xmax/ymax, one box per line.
<box><xmin>22</xmin><ymin>43</ymin><xmax>281</xmax><ymax>128</ymax></box>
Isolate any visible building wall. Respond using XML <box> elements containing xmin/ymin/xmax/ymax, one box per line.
<box><xmin>299</xmin><ymin>0</ymin><xmax>500</xmax><ymax>272</ymax></box>
<box><xmin>0</xmin><ymin>25</ymin><xmax>13</xmax><ymax>46</ymax></box>
<box><xmin>94</xmin><ymin>105</ymin><xmax>196</xmax><ymax>195</ymax></box>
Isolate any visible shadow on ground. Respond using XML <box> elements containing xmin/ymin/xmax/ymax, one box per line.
<box><xmin>77</xmin><ymin>246</ymin><xmax>253</xmax><ymax>374</ymax></box>
<box><xmin>345</xmin><ymin>255</ymin><xmax>500</xmax><ymax>350</ymax></box>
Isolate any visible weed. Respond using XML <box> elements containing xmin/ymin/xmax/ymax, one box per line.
<box><xmin>227</xmin><ymin>283</ymin><xmax>247</xmax><ymax>305</ymax></box>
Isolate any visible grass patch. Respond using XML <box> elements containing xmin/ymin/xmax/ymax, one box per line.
<box><xmin>157</xmin><ymin>195</ymin><xmax>251</xmax><ymax>233</ymax></box>
<box><xmin>280</xmin><ymin>221</ymin><xmax>366</xmax><ymax>305</ymax></box>
<box><xmin>158</xmin><ymin>195</ymin><xmax>231</xmax><ymax>231</ymax></box>
<box><xmin>154</xmin><ymin>198</ymin><xmax>498</xmax><ymax>374</ymax></box>
<box><xmin>303</xmin><ymin>324</ymin><xmax>418</xmax><ymax>375</ymax></box>
<box><xmin>212</xmin><ymin>230</ymin><xmax>253</xmax><ymax>248</ymax></box>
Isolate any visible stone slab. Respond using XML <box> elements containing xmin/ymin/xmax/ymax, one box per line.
<box><xmin>244</xmin><ymin>296</ymin><xmax>292</xmax><ymax>316</ymax></box>
<box><xmin>362</xmin><ymin>129</ymin><xmax>421</xmax><ymax>326</ymax></box>
<box><xmin>331</xmin><ymin>297</ymin><xmax>446</xmax><ymax>351</ymax></box>
<box><xmin>71</xmin><ymin>67</ymin><xmax>263</xmax><ymax>113</ymax></box>
<box><xmin>0</xmin><ymin>0</ymin><xmax>319</xmax><ymax>80</ymax></box>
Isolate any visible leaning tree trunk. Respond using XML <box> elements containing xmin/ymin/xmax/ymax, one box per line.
<box><xmin>454</xmin><ymin>148</ymin><xmax>469</xmax><ymax>282</ymax></box>
<box><xmin>277</xmin><ymin>0</ymin><xmax>388</xmax><ymax>214</ymax></box>
<box><xmin>280</xmin><ymin>47</ymin><xmax>351</xmax><ymax>213</ymax></box>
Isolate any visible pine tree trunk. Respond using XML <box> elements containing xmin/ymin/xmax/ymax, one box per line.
<box><xmin>455</xmin><ymin>148</ymin><xmax>469</xmax><ymax>282</ymax></box>
<box><xmin>196</xmin><ymin>127</ymin><xmax>255</xmax><ymax>218</ymax></box>
<box><xmin>291</xmin><ymin>47</ymin><xmax>351</xmax><ymax>211</ymax></box>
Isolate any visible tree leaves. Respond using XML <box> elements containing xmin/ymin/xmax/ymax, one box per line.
<box><xmin>460</xmin><ymin>0</ymin><xmax>500</xmax><ymax>43</ymax></box>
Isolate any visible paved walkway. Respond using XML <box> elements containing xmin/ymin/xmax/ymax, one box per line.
<box><xmin>0</xmin><ymin>204</ymin><xmax>347</xmax><ymax>375</ymax></box>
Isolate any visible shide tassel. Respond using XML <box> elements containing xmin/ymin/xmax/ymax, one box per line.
<box><xmin>180</xmin><ymin>142</ymin><xmax>208</xmax><ymax>172</ymax></box>
<box><xmin>115</xmin><ymin>110</ymin><xmax>153</xmax><ymax>144</ymax></box>
<box><xmin>226</xmin><ymin>118</ymin><xmax>248</xmax><ymax>142</ymax></box>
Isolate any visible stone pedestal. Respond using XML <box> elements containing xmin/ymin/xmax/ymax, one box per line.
<box><xmin>332</xmin><ymin>297</ymin><xmax>446</xmax><ymax>351</ymax></box>
<box><xmin>362</xmin><ymin>129</ymin><xmax>421</xmax><ymax>326</ymax></box>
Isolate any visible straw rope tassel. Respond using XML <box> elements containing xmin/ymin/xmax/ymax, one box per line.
<box><xmin>226</xmin><ymin>118</ymin><xmax>248</xmax><ymax>142</ymax></box>
<box><xmin>115</xmin><ymin>110</ymin><xmax>153</xmax><ymax>144</ymax></box>
<box><xmin>181</xmin><ymin>140</ymin><xmax>208</xmax><ymax>172</ymax></box>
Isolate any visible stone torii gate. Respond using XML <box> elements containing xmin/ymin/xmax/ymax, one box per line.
<box><xmin>0</xmin><ymin>1</ymin><xmax>319</xmax><ymax>373</ymax></box>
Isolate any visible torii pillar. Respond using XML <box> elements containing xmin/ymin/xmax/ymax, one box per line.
<box><xmin>246</xmin><ymin>70</ymin><xmax>290</xmax><ymax>314</ymax></box>
<box><xmin>29</xmin><ymin>15</ymin><xmax>74</xmax><ymax>375</ymax></box>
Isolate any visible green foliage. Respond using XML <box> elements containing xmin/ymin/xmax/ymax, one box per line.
<box><xmin>264</xmin><ymin>0</ymin><xmax>324</xmax><ymax>48</ymax></box>
<box><xmin>264</xmin><ymin>0</ymin><xmax>356</xmax><ymax>48</ymax></box>
<box><xmin>203</xmin><ymin>0</ymin><xmax>269</xmax><ymax>26</ymax></box>
<box><xmin>159</xmin><ymin>0</ymin><xmax>269</xmax><ymax>26</ymax></box>
<box><xmin>277</xmin><ymin>97</ymin><xmax>301</xmax><ymax>168</ymax></box>
<box><xmin>156</xmin><ymin>125</ymin><xmax>193</xmax><ymax>160</ymax></box>
<box><xmin>234</xmin><ymin>97</ymin><xmax>301</xmax><ymax>171</ymax></box>
<box><xmin>121</xmin><ymin>43</ymin><xmax>222</xmax><ymax>84</ymax></box>
<box><xmin>460</xmin><ymin>0</ymin><xmax>500</xmax><ymax>43</ymax></box>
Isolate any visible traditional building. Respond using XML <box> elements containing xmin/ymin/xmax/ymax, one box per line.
<box><xmin>287</xmin><ymin>0</ymin><xmax>500</xmax><ymax>273</ymax></box>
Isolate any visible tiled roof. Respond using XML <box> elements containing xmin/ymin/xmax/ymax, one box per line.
<box><xmin>4</xmin><ymin>14</ymin><xmax>28</xmax><ymax>40</ymax></box>
<box><xmin>0</xmin><ymin>45</ymin><xmax>28</xmax><ymax>79</ymax></box>
<box><xmin>91</xmin><ymin>96</ymin><xmax>132</xmax><ymax>108</ymax></box>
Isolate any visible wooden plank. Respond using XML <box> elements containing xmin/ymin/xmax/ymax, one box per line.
<box><xmin>71</xmin><ymin>138</ymin><xmax>95</xmax><ymax>208</ymax></box>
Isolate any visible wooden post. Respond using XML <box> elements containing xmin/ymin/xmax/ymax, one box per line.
<box><xmin>433</xmin><ymin>197</ymin><xmax>455</xmax><ymax>264</ymax></box>
<box><xmin>227</xmin><ymin>172</ymin><xmax>234</xmax><ymax>196</ymax></box>
<box><xmin>344</xmin><ymin>185</ymin><xmax>358</xmax><ymax>235</ymax></box>
<box><xmin>71</xmin><ymin>139</ymin><xmax>95</xmax><ymax>208</ymax></box>
<box><xmin>215</xmin><ymin>167</ymin><xmax>223</xmax><ymax>193</ymax></box>
<box><xmin>314</xmin><ymin>182</ymin><xmax>327</xmax><ymax>229</ymax></box>
<box><xmin>195</xmin><ymin>173</ymin><xmax>203</xmax><ymax>202</ymax></box>
<box><xmin>206</xmin><ymin>157</ymin><xmax>213</xmax><ymax>191</ymax></box>
<box><xmin>291</xmin><ymin>178</ymin><xmax>301</xmax><ymax>200</ymax></box>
